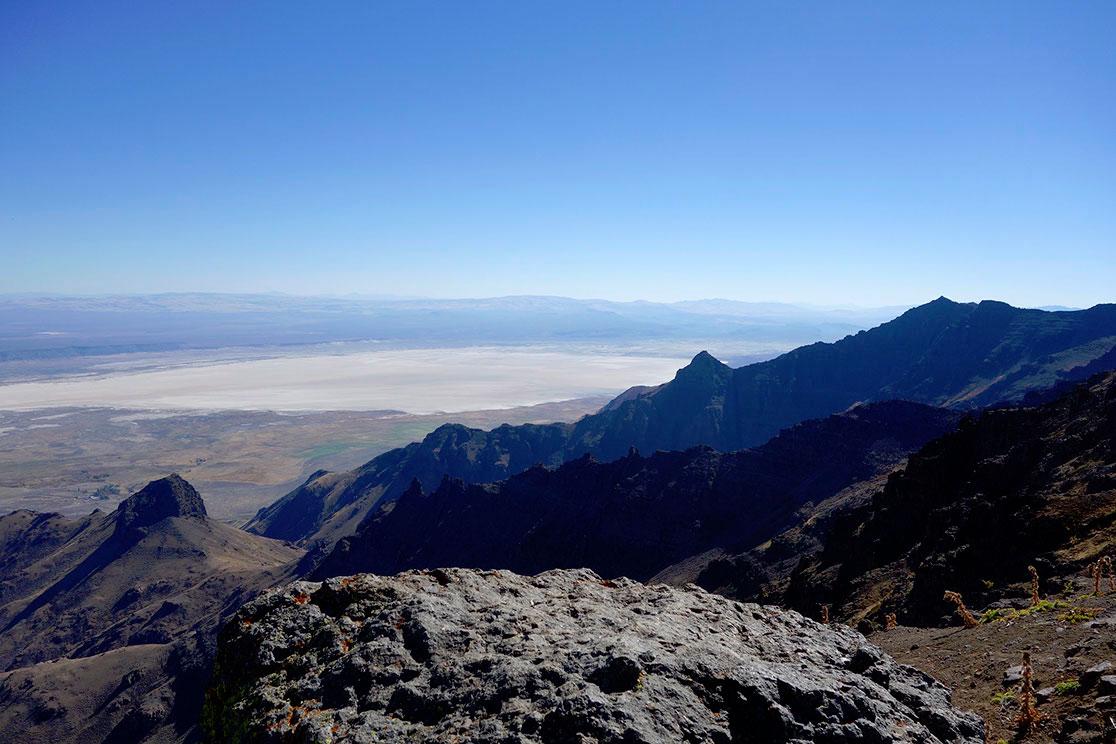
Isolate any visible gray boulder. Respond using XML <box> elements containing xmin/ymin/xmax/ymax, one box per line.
<box><xmin>205</xmin><ymin>568</ymin><xmax>984</xmax><ymax>743</ymax></box>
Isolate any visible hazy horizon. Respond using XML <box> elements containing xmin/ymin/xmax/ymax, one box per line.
<box><xmin>0</xmin><ymin>290</ymin><xmax>1094</xmax><ymax>312</ymax></box>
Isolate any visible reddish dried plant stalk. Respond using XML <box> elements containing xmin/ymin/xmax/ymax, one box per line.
<box><xmin>1014</xmin><ymin>651</ymin><xmax>1042</xmax><ymax>731</ymax></box>
<box><xmin>819</xmin><ymin>604</ymin><xmax>830</xmax><ymax>624</ymax></box>
<box><xmin>943</xmin><ymin>591</ymin><xmax>979</xmax><ymax>628</ymax></box>
<box><xmin>1028</xmin><ymin>565</ymin><xmax>1040</xmax><ymax>607</ymax></box>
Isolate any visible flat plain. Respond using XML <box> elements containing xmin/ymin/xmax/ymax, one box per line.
<box><xmin>0</xmin><ymin>396</ymin><xmax>610</xmax><ymax>523</ymax></box>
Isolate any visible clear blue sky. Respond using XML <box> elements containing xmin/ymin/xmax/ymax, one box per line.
<box><xmin>2</xmin><ymin>2</ymin><xmax>1113</xmax><ymax>306</ymax></box>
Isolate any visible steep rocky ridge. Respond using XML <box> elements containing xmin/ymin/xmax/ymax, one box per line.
<box><xmin>250</xmin><ymin>422</ymin><xmax>573</xmax><ymax>547</ymax></box>
<box><xmin>0</xmin><ymin>475</ymin><xmax>303</xmax><ymax>741</ymax></box>
<box><xmin>761</xmin><ymin>371</ymin><xmax>1116</xmax><ymax>627</ymax></box>
<box><xmin>314</xmin><ymin>401</ymin><xmax>961</xmax><ymax>580</ymax></box>
<box><xmin>205</xmin><ymin>568</ymin><xmax>984</xmax><ymax>743</ymax></box>
<box><xmin>249</xmin><ymin>298</ymin><xmax>1116</xmax><ymax>548</ymax></box>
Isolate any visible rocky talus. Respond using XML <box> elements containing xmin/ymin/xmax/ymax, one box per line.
<box><xmin>206</xmin><ymin>568</ymin><xmax>983</xmax><ymax>743</ymax></box>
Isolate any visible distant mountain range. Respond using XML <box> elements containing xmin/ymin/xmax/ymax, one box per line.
<box><xmin>250</xmin><ymin>297</ymin><xmax>1116</xmax><ymax>552</ymax></box>
<box><xmin>0</xmin><ymin>293</ymin><xmax>902</xmax><ymax>370</ymax></box>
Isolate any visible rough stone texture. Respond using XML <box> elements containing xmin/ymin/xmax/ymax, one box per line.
<box><xmin>206</xmin><ymin>568</ymin><xmax>983</xmax><ymax>743</ymax></box>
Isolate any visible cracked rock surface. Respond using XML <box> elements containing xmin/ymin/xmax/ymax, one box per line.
<box><xmin>205</xmin><ymin>568</ymin><xmax>983</xmax><ymax>743</ymax></box>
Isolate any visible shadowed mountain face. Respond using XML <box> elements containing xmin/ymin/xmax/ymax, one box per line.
<box><xmin>250</xmin><ymin>422</ymin><xmax>574</xmax><ymax>547</ymax></box>
<box><xmin>112</xmin><ymin>474</ymin><xmax>206</xmax><ymax>537</ymax></box>
<box><xmin>251</xmin><ymin>298</ymin><xmax>1116</xmax><ymax>548</ymax></box>
<box><xmin>313</xmin><ymin>401</ymin><xmax>963</xmax><ymax>581</ymax></box>
<box><xmin>0</xmin><ymin>475</ymin><xmax>302</xmax><ymax>742</ymax></box>
<box><xmin>773</xmin><ymin>371</ymin><xmax>1116</xmax><ymax>627</ymax></box>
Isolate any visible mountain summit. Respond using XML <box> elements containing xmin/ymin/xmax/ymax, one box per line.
<box><xmin>114</xmin><ymin>474</ymin><xmax>207</xmax><ymax>537</ymax></box>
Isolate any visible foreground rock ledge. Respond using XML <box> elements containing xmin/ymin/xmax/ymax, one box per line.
<box><xmin>205</xmin><ymin>568</ymin><xmax>983</xmax><ymax>743</ymax></box>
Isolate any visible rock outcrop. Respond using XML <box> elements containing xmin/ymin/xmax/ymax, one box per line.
<box><xmin>206</xmin><ymin>568</ymin><xmax>984</xmax><ymax>743</ymax></box>
<box><xmin>113</xmin><ymin>473</ymin><xmax>207</xmax><ymax>537</ymax></box>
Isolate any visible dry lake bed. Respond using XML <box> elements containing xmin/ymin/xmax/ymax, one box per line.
<box><xmin>0</xmin><ymin>347</ymin><xmax>692</xmax><ymax>521</ymax></box>
<box><xmin>0</xmin><ymin>347</ymin><xmax>688</xmax><ymax>414</ymax></box>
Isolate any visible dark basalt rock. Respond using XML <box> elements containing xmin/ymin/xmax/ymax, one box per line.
<box><xmin>114</xmin><ymin>474</ymin><xmax>206</xmax><ymax>537</ymax></box>
<box><xmin>206</xmin><ymin>568</ymin><xmax>984</xmax><ymax>743</ymax></box>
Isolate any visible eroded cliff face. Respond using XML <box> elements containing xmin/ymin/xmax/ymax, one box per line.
<box><xmin>206</xmin><ymin>568</ymin><xmax>983</xmax><ymax>744</ymax></box>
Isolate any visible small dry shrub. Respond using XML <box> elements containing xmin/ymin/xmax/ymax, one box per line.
<box><xmin>943</xmin><ymin>590</ymin><xmax>979</xmax><ymax>629</ymax></box>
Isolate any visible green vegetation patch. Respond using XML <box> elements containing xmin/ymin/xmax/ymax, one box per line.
<box><xmin>991</xmin><ymin>690</ymin><xmax>1016</xmax><ymax>705</ymax></box>
<box><xmin>979</xmin><ymin>596</ymin><xmax>1101</xmax><ymax>625</ymax></box>
<box><xmin>1056</xmin><ymin>606</ymin><xmax>1102</xmax><ymax>624</ymax></box>
<box><xmin>1054</xmin><ymin>679</ymin><xmax>1080</xmax><ymax>695</ymax></box>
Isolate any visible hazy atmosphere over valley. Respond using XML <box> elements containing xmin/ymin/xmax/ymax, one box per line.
<box><xmin>2</xmin><ymin>3</ymin><xmax>1114</xmax><ymax>743</ymax></box>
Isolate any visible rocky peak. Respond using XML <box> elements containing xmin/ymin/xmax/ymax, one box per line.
<box><xmin>206</xmin><ymin>568</ymin><xmax>983</xmax><ymax>743</ymax></box>
<box><xmin>666</xmin><ymin>350</ymin><xmax>732</xmax><ymax>396</ymax></box>
<box><xmin>114</xmin><ymin>474</ymin><xmax>207</xmax><ymax>537</ymax></box>
<box><xmin>681</xmin><ymin>349</ymin><xmax>729</xmax><ymax>374</ymax></box>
